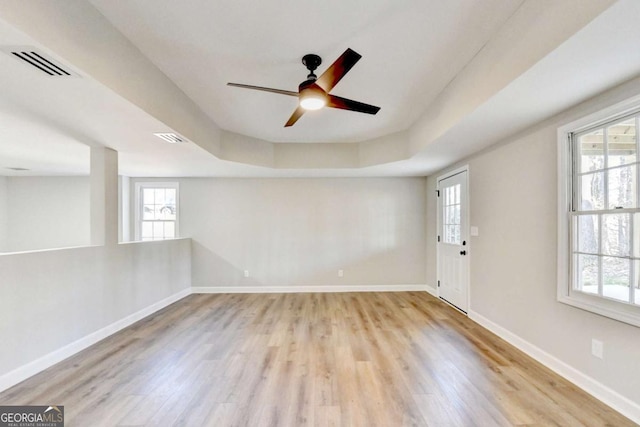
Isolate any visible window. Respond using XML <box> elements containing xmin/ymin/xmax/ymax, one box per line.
<box><xmin>135</xmin><ymin>182</ymin><xmax>178</xmax><ymax>241</ymax></box>
<box><xmin>559</xmin><ymin>96</ymin><xmax>640</xmax><ymax>327</ymax></box>
<box><xmin>442</xmin><ymin>183</ymin><xmax>462</xmax><ymax>244</ymax></box>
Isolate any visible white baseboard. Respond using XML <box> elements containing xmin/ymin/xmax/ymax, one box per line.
<box><xmin>0</xmin><ymin>284</ymin><xmax>429</xmax><ymax>393</ymax></box>
<box><xmin>425</xmin><ymin>284</ymin><xmax>437</xmax><ymax>297</ymax></box>
<box><xmin>192</xmin><ymin>284</ymin><xmax>429</xmax><ymax>294</ymax></box>
<box><xmin>468</xmin><ymin>310</ymin><xmax>640</xmax><ymax>424</ymax></box>
<box><xmin>0</xmin><ymin>288</ymin><xmax>191</xmax><ymax>393</ymax></box>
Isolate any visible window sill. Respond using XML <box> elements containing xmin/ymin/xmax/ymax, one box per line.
<box><xmin>558</xmin><ymin>292</ymin><xmax>640</xmax><ymax>328</ymax></box>
<box><xmin>118</xmin><ymin>237</ymin><xmax>189</xmax><ymax>246</ymax></box>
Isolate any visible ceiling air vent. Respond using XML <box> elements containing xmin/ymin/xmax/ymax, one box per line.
<box><xmin>154</xmin><ymin>133</ymin><xmax>185</xmax><ymax>144</ymax></box>
<box><xmin>2</xmin><ymin>46</ymin><xmax>78</xmax><ymax>77</ymax></box>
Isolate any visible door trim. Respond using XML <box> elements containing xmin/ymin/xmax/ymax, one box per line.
<box><xmin>436</xmin><ymin>165</ymin><xmax>470</xmax><ymax>314</ymax></box>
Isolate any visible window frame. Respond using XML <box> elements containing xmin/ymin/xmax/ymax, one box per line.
<box><xmin>558</xmin><ymin>94</ymin><xmax>640</xmax><ymax>328</ymax></box>
<box><xmin>134</xmin><ymin>182</ymin><xmax>179</xmax><ymax>242</ymax></box>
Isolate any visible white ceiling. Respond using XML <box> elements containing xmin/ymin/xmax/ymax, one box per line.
<box><xmin>89</xmin><ymin>0</ymin><xmax>523</xmax><ymax>143</ymax></box>
<box><xmin>0</xmin><ymin>1</ymin><xmax>639</xmax><ymax>178</ymax></box>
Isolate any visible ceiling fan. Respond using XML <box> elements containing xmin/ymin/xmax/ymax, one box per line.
<box><xmin>227</xmin><ymin>48</ymin><xmax>380</xmax><ymax>127</ymax></box>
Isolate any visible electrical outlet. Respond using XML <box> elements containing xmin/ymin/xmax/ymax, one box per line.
<box><xmin>338</xmin><ymin>269</ymin><xmax>344</xmax><ymax>278</ymax></box>
<box><xmin>244</xmin><ymin>270</ymin><xmax>249</xmax><ymax>278</ymax></box>
<box><xmin>591</xmin><ymin>339</ymin><xmax>604</xmax><ymax>359</ymax></box>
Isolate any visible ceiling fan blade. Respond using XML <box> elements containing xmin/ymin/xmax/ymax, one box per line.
<box><xmin>227</xmin><ymin>82</ymin><xmax>298</xmax><ymax>97</ymax></box>
<box><xmin>285</xmin><ymin>106</ymin><xmax>305</xmax><ymax>127</ymax></box>
<box><xmin>327</xmin><ymin>95</ymin><xmax>380</xmax><ymax>115</ymax></box>
<box><xmin>315</xmin><ymin>48</ymin><xmax>362</xmax><ymax>93</ymax></box>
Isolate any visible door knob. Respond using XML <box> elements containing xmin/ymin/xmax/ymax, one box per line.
<box><xmin>460</xmin><ymin>250</ymin><xmax>466</xmax><ymax>255</ymax></box>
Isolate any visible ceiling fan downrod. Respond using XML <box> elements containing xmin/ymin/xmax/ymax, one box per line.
<box><xmin>302</xmin><ymin>54</ymin><xmax>321</xmax><ymax>80</ymax></box>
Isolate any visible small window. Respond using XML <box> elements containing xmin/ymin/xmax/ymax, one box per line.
<box><xmin>135</xmin><ymin>182</ymin><xmax>178</xmax><ymax>241</ymax></box>
<box><xmin>559</xmin><ymin>99</ymin><xmax>640</xmax><ymax>327</ymax></box>
<box><xmin>442</xmin><ymin>183</ymin><xmax>462</xmax><ymax>244</ymax></box>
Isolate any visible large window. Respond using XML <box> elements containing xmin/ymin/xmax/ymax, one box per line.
<box><xmin>135</xmin><ymin>182</ymin><xmax>178</xmax><ymax>241</ymax></box>
<box><xmin>559</xmin><ymin>99</ymin><xmax>640</xmax><ymax>327</ymax></box>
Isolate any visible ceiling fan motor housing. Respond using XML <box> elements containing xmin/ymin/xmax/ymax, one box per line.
<box><xmin>302</xmin><ymin>54</ymin><xmax>322</xmax><ymax>79</ymax></box>
<box><xmin>298</xmin><ymin>78</ymin><xmax>323</xmax><ymax>92</ymax></box>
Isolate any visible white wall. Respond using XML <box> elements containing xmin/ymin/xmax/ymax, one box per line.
<box><xmin>118</xmin><ymin>175</ymin><xmax>131</xmax><ymax>243</ymax></box>
<box><xmin>426</xmin><ymin>77</ymin><xmax>640</xmax><ymax>416</ymax></box>
<box><xmin>5</xmin><ymin>176</ymin><xmax>90</xmax><ymax>252</ymax></box>
<box><xmin>0</xmin><ymin>177</ymin><xmax>7</xmax><ymax>252</ymax></box>
<box><xmin>166</xmin><ymin>178</ymin><xmax>426</xmax><ymax>289</ymax></box>
<box><xmin>0</xmin><ymin>148</ymin><xmax>193</xmax><ymax>393</ymax></box>
<box><xmin>0</xmin><ymin>239</ymin><xmax>191</xmax><ymax>388</ymax></box>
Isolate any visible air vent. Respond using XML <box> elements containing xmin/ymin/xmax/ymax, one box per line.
<box><xmin>154</xmin><ymin>133</ymin><xmax>185</xmax><ymax>144</ymax></box>
<box><xmin>2</xmin><ymin>46</ymin><xmax>78</xmax><ymax>77</ymax></box>
<box><xmin>5</xmin><ymin>167</ymin><xmax>30</xmax><ymax>171</ymax></box>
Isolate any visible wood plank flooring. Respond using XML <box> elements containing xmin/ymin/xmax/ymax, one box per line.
<box><xmin>0</xmin><ymin>292</ymin><xmax>634</xmax><ymax>426</ymax></box>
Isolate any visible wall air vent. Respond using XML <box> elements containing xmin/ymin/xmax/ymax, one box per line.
<box><xmin>2</xmin><ymin>46</ymin><xmax>78</xmax><ymax>77</ymax></box>
<box><xmin>154</xmin><ymin>133</ymin><xmax>186</xmax><ymax>144</ymax></box>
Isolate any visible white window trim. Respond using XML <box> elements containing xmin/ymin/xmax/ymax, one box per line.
<box><xmin>558</xmin><ymin>94</ymin><xmax>640</xmax><ymax>328</ymax></box>
<box><xmin>134</xmin><ymin>181</ymin><xmax>179</xmax><ymax>241</ymax></box>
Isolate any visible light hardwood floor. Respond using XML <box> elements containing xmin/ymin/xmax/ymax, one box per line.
<box><xmin>0</xmin><ymin>292</ymin><xmax>634</xmax><ymax>426</ymax></box>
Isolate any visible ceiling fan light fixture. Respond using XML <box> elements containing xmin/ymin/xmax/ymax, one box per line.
<box><xmin>299</xmin><ymin>85</ymin><xmax>327</xmax><ymax>111</ymax></box>
<box><xmin>227</xmin><ymin>48</ymin><xmax>379</xmax><ymax>126</ymax></box>
<box><xmin>300</xmin><ymin>96</ymin><xmax>326</xmax><ymax>111</ymax></box>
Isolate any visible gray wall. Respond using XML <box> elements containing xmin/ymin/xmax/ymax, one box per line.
<box><xmin>0</xmin><ymin>177</ymin><xmax>7</xmax><ymax>252</ymax></box>
<box><xmin>3</xmin><ymin>176</ymin><xmax>90</xmax><ymax>252</ymax></box>
<box><xmin>169</xmin><ymin>177</ymin><xmax>427</xmax><ymax>288</ymax></box>
<box><xmin>0</xmin><ymin>239</ymin><xmax>191</xmax><ymax>384</ymax></box>
<box><xmin>426</xmin><ymin>78</ymin><xmax>640</xmax><ymax>408</ymax></box>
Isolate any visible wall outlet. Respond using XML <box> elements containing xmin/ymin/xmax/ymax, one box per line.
<box><xmin>244</xmin><ymin>270</ymin><xmax>249</xmax><ymax>278</ymax></box>
<box><xmin>591</xmin><ymin>339</ymin><xmax>604</xmax><ymax>359</ymax></box>
<box><xmin>338</xmin><ymin>269</ymin><xmax>344</xmax><ymax>278</ymax></box>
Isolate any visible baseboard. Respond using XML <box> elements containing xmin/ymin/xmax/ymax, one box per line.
<box><xmin>192</xmin><ymin>284</ymin><xmax>429</xmax><ymax>294</ymax></box>
<box><xmin>425</xmin><ymin>284</ymin><xmax>438</xmax><ymax>297</ymax></box>
<box><xmin>0</xmin><ymin>287</ymin><xmax>191</xmax><ymax>393</ymax></box>
<box><xmin>468</xmin><ymin>310</ymin><xmax>640</xmax><ymax>424</ymax></box>
<box><xmin>0</xmin><ymin>284</ymin><xmax>432</xmax><ymax>394</ymax></box>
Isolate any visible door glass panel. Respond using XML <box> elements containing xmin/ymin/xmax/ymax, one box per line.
<box><xmin>442</xmin><ymin>183</ymin><xmax>461</xmax><ymax>244</ymax></box>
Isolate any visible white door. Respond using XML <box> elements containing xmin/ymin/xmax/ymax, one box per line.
<box><xmin>437</xmin><ymin>169</ymin><xmax>469</xmax><ymax>313</ymax></box>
